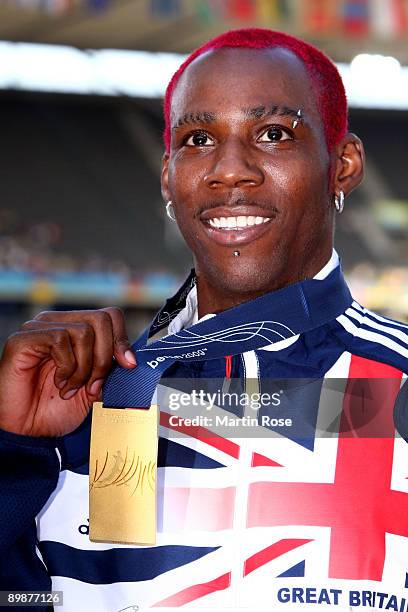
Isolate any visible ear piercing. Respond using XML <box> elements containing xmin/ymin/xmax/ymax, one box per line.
<box><xmin>166</xmin><ymin>200</ymin><xmax>176</xmax><ymax>221</ymax></box>
<box><xmin>334</xmin><ymin>191</ymin><xmax>345</xmax><ymax>214</ymax></box>
<box><xmin>292</xmin><ymin>109</ymin><xmax>302</xmax><ymax>129</ymax></box>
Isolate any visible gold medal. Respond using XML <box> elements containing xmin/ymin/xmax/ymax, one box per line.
<box><xmin>89</xmin><ymin>402</ymin><xmax>158</xmax><ymax>545</ymax></box>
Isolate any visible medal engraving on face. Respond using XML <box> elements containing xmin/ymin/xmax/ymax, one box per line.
<box><xmin>89</xmin><ymin>402</ymin><xmax>158</xmax><ymax>545</ymax></box>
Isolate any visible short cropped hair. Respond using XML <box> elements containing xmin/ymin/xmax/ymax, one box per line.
<box><xmin>163</xmin><ymin>28</ymin><xmax>348</xmax><ymax>153</ymax></box>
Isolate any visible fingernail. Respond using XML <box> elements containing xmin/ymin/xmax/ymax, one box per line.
<box><xmin>62</xmin><ymin>388</ymin><xmax>79</xmax><ymax>400</ymax></box>
<box><xmin>125</xmin><ymin>350</ymin><xmax>137</xmax><ymax>366</ymax></box>
<box><xmin>89</xmin><ymin>379</ymin><xmax>103</xmax><ymax>396</ymax></box>
<box><xmin>57</xmin><ymin>379</ymin><xmax>67</xmax><ymax>390</ymax></box>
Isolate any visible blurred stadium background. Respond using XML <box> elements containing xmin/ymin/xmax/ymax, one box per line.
<box><xmin>0</xmin><ymin>0</ymin><xmax>407</xmax><ymax>344</ymax></box>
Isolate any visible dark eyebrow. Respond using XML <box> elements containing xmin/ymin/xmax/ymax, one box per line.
<box><xmin>172</xmin><ymin>111</ymin><xmax>216</xmax><ymax>130</ymax></box>
<box><xmin>244</xmin><ymin>105</ymin><xmax>301</xmax><ymax>120</ymax></box>
<box><xmin>172</xmin><ymin>105</ymin><xmax>303</xmax><ymax>131</ymax></box>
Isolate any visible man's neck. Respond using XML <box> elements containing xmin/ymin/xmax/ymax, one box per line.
<box><xmin>196</xmin><ymin>250</ymin><xmax>337</xmax><ymax>319</ymax></box>
<box><xmin>166</xmin><ymin>250</ymin><xmax>339</xmax><ymax>336</ymax></box>
<box><xmin>196</xmin><ymin>282</ymin><xmax>266</xmax><ymax>318</ymax></box>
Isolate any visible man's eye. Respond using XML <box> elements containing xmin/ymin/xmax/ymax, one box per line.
<box><xmin>258</xmin><ymin>126</ymin><xmax>292</xmax><ymax>143</ymax></box>
<box><xmin>185</xmin><ymin>132</ymin><xmax>214</xmax><ymax>147</ymax></box>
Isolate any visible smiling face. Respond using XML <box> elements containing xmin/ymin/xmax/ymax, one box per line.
<box><xmin>162</xmin><ymin>47</ymin><xmax>337</xmax><ymax>310</ymax></box>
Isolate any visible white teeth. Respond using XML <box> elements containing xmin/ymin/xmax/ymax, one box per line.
<box><xmin>208</xmin><ymin>215</ymin><xmax>271</xmax><ymax>229</ymax></box>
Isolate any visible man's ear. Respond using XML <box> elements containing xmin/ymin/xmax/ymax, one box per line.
<box><xmin>333</xmin><ymin>133</ymin><xmax>365</xmax><ymax>196</ymax></box>
<box><xmin>161</xmin><ymin>153</ymin><xmax>170</xmax><ymax>202</ymax></box>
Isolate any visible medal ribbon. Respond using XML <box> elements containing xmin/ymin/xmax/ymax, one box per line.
<box><xmin>103</xmin><ymin>266</ymin><xmax>352</xmax><ymax>407</ymax></box>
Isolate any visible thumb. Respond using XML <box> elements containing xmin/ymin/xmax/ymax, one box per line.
<box><xmin>102</xmin><ymin>307</ymin><xmax>137</xmax><ymax>369</ymax></box>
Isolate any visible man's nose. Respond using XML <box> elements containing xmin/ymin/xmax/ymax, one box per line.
<box><xmin>203</xmin><ymin>139</ymin><xmax>264</xmax><ymax>189</ymax></box>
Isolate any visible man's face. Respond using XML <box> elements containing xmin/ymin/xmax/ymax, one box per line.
<box><xmin>162</xmin><ymin>47</ymin><xmax>335</xmax><ymax>295</ymax></box>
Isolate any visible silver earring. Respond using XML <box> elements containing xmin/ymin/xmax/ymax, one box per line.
<box><xmin>334</xmin><ymin>190</ymin><xmax>345</xmax><ymax>214</ymax></box>
<box><xmin>166</xmin><ymin>200</ymin><xmax>176</xmax><ymax>221</ymax></box>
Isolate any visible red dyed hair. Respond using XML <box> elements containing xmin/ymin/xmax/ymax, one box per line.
<box><xmin>163</xmin><ymin>28</ymin><xmax>348</xmax><ymax>153</ymax></box>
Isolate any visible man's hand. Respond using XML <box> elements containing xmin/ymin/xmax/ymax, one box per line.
<box><xmin>0</xmin><ymin>308</ymin><xmax>136</xmax><ymax>437</ymax></box>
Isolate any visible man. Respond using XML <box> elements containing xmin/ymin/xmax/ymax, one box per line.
<box><xmin>0</xmin><ymin>28</ymin><xmax>407</xmax><ymax>611</ymax></box>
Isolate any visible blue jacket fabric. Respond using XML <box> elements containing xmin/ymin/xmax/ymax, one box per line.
<box><xmin>0</xmin><ymin>298</ymin><xmax>408</xmax><ymax>611</ymax></box>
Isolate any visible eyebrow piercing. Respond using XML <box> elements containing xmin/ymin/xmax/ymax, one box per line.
<box><xmin>292</xmin><ymin>109</ymin><xmax>302</xmax><ymax>129</ymax></box>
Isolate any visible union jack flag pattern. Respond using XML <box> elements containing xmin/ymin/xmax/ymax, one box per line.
<box><xmin>32</xmin><ymin>301</ymin><xmax>408</xmax><ymax>611</ymax></box>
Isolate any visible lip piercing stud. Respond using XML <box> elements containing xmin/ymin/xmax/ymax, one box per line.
<box><xmin>233</xmin><ymin>251</ymin><xmax>240</xmax><ymax>257</ymax></box>
<box><xmin>292</xmin><ymin>109</ymin><xmax>302</xmax><ymax>129</ymax></box>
